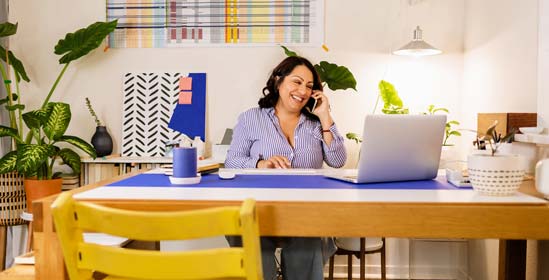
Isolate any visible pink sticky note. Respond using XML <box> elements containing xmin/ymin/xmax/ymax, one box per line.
<box><xmin>179</xmin><ymin>77</ymin><xmax>192</xmax><ymax>91</ymax></box>
<box><xmin>179</xmin><ymin>91</ymin><xmax>192</xmax><ymax>104</ymax></box>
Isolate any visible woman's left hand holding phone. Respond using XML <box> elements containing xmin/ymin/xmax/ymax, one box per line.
<box><xmin>257</xmin><ymin>155</ymin><xmax>291</xmax><ymax>169</ymax></box>
<box><xmin>310</xmin><ymin>90</ymin><xmax>330</xmax><ymax>118</ymax></box>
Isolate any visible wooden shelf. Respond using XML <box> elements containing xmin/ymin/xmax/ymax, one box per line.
<box><xmin>80</xmin><ymin>156</ymin><xmax>222</xmax><ymax>185</ymax></box>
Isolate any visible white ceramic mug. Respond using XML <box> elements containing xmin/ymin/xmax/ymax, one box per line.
<box><xmin>535</xmin><ymin>159</ymin><xmax>549</xmax><ymax>198</ymax></box>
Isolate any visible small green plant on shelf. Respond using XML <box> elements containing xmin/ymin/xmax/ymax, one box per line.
<box><xmin>85</xmin><ymin>97</ymin><xmax>102</xmax><ymax>126</ymax></box>
<box><xmin>423</xmin><ymin>104</ymin><xmax>461</xmax><ymax>146</ymax></box>
<box><xmin>473</xmin><ymin>120</ymin><xmax>516</xmax><ymax>156</ymax></box>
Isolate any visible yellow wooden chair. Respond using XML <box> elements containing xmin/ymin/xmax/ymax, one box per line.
<box><xmin>51</xmin><ymin>192</ymin><xmax>263</xmax><ymax>280</ymax></box>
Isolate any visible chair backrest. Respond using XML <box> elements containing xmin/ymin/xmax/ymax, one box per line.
<box><xmin>52</xmin><ymin>192</ymin><xmax>263</xmax><ymax>280</ymax></box>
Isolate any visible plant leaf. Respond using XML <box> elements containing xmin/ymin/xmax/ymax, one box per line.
<box><xmin>280</xmin><ymin>45</ymin><xmax>298</xmax><ymax>57</ymax></box>
<box><xmin>0</xmin><ymin>46</ymin><xmax>30</xmax><ymax>82</ymax></box>
<box><xmin>54</xmin><ymin>20</ymin><xmax>117</xmax><ymax>64</ymax></box>
<box><xmin>500</xmin><ymin>128</ymin><xmax>517</xmax><ymax>143</ymax></box>
<box><xmin>379</xmin><ymin>80</ymin><xmax>404</xmax><ymax>109</ymax></box>
<box><xmin>0</xmin><ymin>22</ymin><xmax>17</xmax><ymax>37</ymax></box>
<box><xmin>0</xmin><ymin>151</ymin><xmax>18</xmax><ymax>174</ymax></box>
<box><xmin>427</xmin><ymin>104</ymin><xmax>434</xmax><ymax>114</ymax></box>
<box><xmin>15</xmin><ymin>144</ymin><xmax>51</xmax><ymax>177</ymax></box>
<box><xmin>432</xmin><ymin>108</ymin><xmax>449</xmax><ymax>114</ymax></box>
<box><xmin>44</xmin><ymin>102</ymin><xmax>71</xmax><ymax>141</ymax></box>
<box><xmin>314</xmin><ymin>61</ymin><xmax>357</xmax><ymax>91</ymax></box>
<box><xmin>484</xmin><ymin>120</ymin><xmax>499</xmax><ymax>140</ymax></box>
<box><xmin>381</xmin><ymin>105</ymin><xmax>409</xmax><ymax>115</ymax></box>
<box><xmin>6</xmin><ymin>104</ymin><xmax>25</xmax><ymax>111</ymax></box>
<box><xmin>23</xmin><ymin>109</ymin><xmax>50</xmax><ymax>130</ymax></box>
<box><xmin>58</xmin><ymin>148</ymin><xmax>82</xmax><ymax>174</ymax></box>
<box><xmin>58</xmin><ymin>135</ymin><xmax>97</xmax><ymax>159</ymax></box>
<box><xmin>0</xmin><ymin>125</ymin><xmax>21</xmax><ymax>143</ymax></box>
<box><xmin>345</xmin><ymin>132</ymin><xmax>362</xmax><ymax>144</ymax></box>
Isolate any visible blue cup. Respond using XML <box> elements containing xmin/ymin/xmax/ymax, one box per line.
<box><xmin>172</xmin><ymin>147</ymin><xmax>197</xmax><ymax>178</ymax></box>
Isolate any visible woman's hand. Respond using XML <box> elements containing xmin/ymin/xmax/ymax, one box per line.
<box><xmin>310</xmin><ymin>90</ymin><xmax>334</xmax><ymax>129</ymax></box>
<box><xmin>310</xmin><ymin>90</ymin><xmax>330</xmax><ymax>118</ymax></box>
<box><xmin>257</xmin><ymin>155</ymin><xmax>291</xmax><ymax>169</ymax></box>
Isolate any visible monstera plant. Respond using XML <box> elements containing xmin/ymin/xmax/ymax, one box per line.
<box><xmin>0</xmin><ymin>20</ymin><xmax>117</xmax><ymax>183</ymax></box>
<box><xmin>281</xmin><ymin>46</ymin><xmax>357</xmax><ymax>91</ymax></box>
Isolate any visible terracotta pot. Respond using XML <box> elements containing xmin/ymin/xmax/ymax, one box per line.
<box><xmin>23</xmin><ymin>178</ymin><xmax>62</xmax><ymax>213</ymax></box>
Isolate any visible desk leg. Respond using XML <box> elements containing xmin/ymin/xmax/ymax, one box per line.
<box><xmin>499</xmin><ymin>239</ymin><xmax>526</xmax><ymax>280</ymax></box>
<box><xmin>34</xmin><ymin>199</ymin><xmax>67</xmax><ymax>280</ymax></box>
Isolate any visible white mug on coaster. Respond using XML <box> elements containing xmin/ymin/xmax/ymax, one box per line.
<box><xmin>535</xmin><ymin>159</ymin><xmax>549</xmax><ymax>198</ymax></box>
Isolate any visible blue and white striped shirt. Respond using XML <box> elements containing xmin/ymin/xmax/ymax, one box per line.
<box><xmin>225</xmin><ymin>107</ymin><xmax>347</xmax><ymax>169</ymax></box>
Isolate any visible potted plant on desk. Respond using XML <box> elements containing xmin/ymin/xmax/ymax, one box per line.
<box><xmin>0</xmin><ymin>20</ymin><xmax>116</xmax><ymax>212</ymax></box>
<box><xmin>468</xmin><ymin>121</ymin><xmax>523</xmax><ymax>196</ymax></box>
<box><xmin>85</xmin><ymin>97</ymin><xmax>113</xmax><ymax>157</ymax></box>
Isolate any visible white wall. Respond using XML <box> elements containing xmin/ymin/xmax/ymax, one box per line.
<box><xmin>540</xmin><ymin>0</ymin><xmax>549</xmax><ymax>128</ymax></box>
<box><xmin>8</xmin><ymin>0</ymin><xmax>465</xmax><ymax>168</ymax></box>
<box><xmin>463</xmin><ymin>0</ymin><xmax>539</xmax><ymax>279</ymax></box>
<box><xmin>461</xmin><ymin>0</ymin><xmax>538</xmax><ymax>143</ymax></box>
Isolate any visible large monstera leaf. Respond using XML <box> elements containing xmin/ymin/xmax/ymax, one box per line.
<box><xmin>54</xmin><ymin>20</ymin><xmax>117</xmax><ymax>64</ymax></box>
<box><xmin>314</xmin><ymin>61</ymin><xmax>357</xmax><ymax>91</ymax></box>
<box><xmin>15</xmin><ymin>144</ymin><xmax>51</xmax><ymax>177</ymax></box>
<box><xmin>43</xmin><ymin>102</ymin><xmax>71</xmax><ymax>141</ymax></box>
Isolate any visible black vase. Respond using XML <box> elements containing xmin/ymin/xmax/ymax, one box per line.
<box><xmin>91</xmin><ymin>126</ymin><xmax>113</xmax><ymax>157</ymax></box>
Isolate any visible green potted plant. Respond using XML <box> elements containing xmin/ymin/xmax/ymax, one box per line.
<box><xmin>468</xmin><ymin>121</ymin><xmax>523</xmax><ymax>196</ymax></box>
<box><xmin>0</xmin><ymin>20</ymin><xmax>117</xmax><ymax>212</ymax></box>
<box><xmin>85</xmin><ymin>97</ymin><xmax>113</xmax><ymax>157</ymax></box>
<box><xmin>280</xmin><ymin>46</ymin><xmax>357</xmax><ymax>92</ymax></box>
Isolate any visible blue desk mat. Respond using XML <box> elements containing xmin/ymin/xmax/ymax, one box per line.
<box><xmin>108</xmin><ymin>174</ymin><xmax>469</xmax><ymax>190</ymax></box>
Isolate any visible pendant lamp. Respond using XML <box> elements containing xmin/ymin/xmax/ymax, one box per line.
<box><xmin>393</xmin><ymin>26</ymin><xmax>442</xmax><ymax>56</ymax></box>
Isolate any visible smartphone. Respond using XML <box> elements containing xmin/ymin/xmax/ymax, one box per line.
<box><xmin>305</xmin><ymin>98</ymin><xmax>317</xmax><ymax>113</ymax></box>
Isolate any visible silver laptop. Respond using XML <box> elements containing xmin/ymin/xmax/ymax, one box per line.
<box><xmin>326</xmin><ymin>114</ymin><xmax>446</xmax><ymax>183</ymax></box>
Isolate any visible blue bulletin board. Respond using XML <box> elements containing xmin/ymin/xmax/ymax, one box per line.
<box><xmin>168</xmin><ymin>73</ymin><xmax>206</xmax><ymax>140</ymax></box>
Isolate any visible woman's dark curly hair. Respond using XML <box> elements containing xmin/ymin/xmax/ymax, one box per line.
<box><xmin>258</xmin><ymin>56</ymin><xmax>323</xmax><ymax>119</ymax></box>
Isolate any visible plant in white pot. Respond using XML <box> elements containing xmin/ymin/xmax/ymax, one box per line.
<box><xmin>468</xmin><ymin>121</ymin><xmax>524</xmax><ymax>196</ymax></box>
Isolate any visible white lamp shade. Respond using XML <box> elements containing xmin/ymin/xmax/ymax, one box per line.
<box><xmin>393</xmin><ymin>26</ymin><xmax>442</xmax><ymax>57</ymax></box>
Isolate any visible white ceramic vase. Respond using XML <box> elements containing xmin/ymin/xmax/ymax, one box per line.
<box><xmin>467</xmin><ymin>154</ymin><xmax>525</xmax><ymax>196</ymax></box>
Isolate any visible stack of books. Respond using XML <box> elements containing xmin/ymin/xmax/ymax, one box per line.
<box><xmin>61</xmin><ymin>174</ymin><xmax>80</xmax><ymax>190</ymax></box>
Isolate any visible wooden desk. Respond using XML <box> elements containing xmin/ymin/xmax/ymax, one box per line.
<box><xmin>32</xmin><ymin>172</ymin><xmax>549</xmax><ymax>280</ymax></box>
<box><xmin>0</xmin><ymin>265</ymin><xmax>35</xmax><ymax>280</ymax></box>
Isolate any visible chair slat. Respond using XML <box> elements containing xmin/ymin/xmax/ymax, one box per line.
<box><xmin>78</xmin><ymin>243</ymin><xmax>246</xmax><ymax>279</ymax></box>
<box><xmin>75</xmin><ymin>202</ymin><xmax>241</xmax><ymax>240</ymax></box>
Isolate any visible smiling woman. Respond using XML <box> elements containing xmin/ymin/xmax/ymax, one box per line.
<box><xmin>224</xmin><ymin>56</ymin><xmax>347</xmax><ymax>280</ymax></box>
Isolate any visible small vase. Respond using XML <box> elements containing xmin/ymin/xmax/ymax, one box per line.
<box><xmin>91</xmin><ymin>126</ymin><xmax>113</xmax><ymax>157</ymax></box>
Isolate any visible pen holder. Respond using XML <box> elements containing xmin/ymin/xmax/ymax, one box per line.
<box><xmin>170</xmin><ymin>147</ymin><xmax>201</xmax><ymax>185</ymax></box>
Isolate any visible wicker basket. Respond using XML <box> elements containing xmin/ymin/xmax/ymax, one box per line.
<box><xmin>0</xmin><ymin>172</ymin><xmax>27</xmax><ymax>226</ymax></box>
<box><xmin>468</xmin><ymin>154</ymin><xmax>525</xmax><ymax>196</ymax></box>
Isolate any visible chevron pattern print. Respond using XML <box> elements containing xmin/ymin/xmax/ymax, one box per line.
<box><xmin>122</xmin><ymin>73</ymin><xmax>185</xmax><ymax>157</ymax></box>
